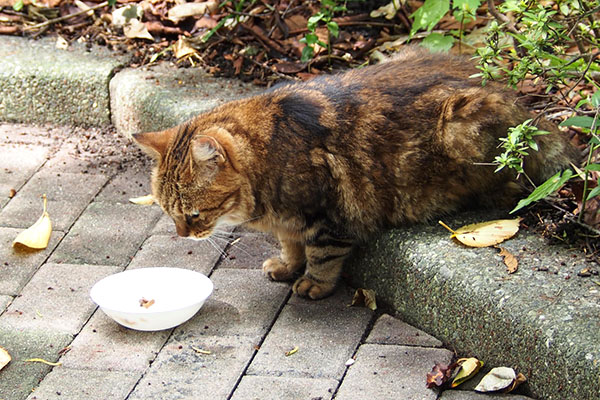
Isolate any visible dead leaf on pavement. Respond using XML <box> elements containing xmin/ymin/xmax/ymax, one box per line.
<box><xmin>13</xmin><ymin>194</ymin><xmax>52</xmax><ymax>250</ymax></box>
<box><xmin>439</xmin><ymin>219</ymin><xmax>521</xmax><ymax>248</ymax></box>
<box><xmin>285</xmin><ymin>346</ymin><xmax>299</xmax><ymax>356</ymax></box>
<box><xmin>351</xmin><ymin>288</ymin><xmax>377</xmax><ymax>310</ymax></box>
<box><xmin>474</xmin><ymin>366</ymin><xmax>518</xmax><ymax>392</ymax></box>
<box><xmin>128</xmin><ymin>194</ymin><xmax>155</xmax><ymax>205</ymax></box>
<box><xmin>451</xmin><ymin>357</ymin><xmax>484</xmax><ymax>388</ymax></box>
<box><xmin>497</xmin><ymin>247</ymin><xmax>518</xmax><ymax>274</ymax></box>
<box><xmin>0</xmin><ymin>346</ymin><xmax>11</xmax><ymax>371</ymax></box>
<box><xmin>426</xmin><ymin>361</ymin><xmax>454</xmax><ymax>388</ymax></box>
<box><xmin>504</xmin><ymin>372</ymin><xmax>527</xmax><ymax>393</ymax></box>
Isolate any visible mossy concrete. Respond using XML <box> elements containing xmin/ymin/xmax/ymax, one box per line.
<box><xmin>346</xmin><ymin>211</ymin><xmax>600</xmax><ymax>400</ymax></box>
<box><xmin>110</xmin><ymin>63</ymin><xmax>262</xmax><ymax>137</ymax></box>
<box><xmin>0</xmin><ymin>36</ymin><xmax>129</xmax><ymax>126</ymax></box>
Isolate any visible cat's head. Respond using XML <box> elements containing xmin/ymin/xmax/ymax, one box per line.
<box><xmin>133</xmin><ymin>125</ymin><xmax>251</xmax><ymax>240</ymax></box>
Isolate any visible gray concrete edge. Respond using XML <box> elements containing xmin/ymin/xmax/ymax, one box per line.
<box><xmin>1</xmin><ymin>35</ymin><xmax>597</xmax><ymax>400</ymax></box>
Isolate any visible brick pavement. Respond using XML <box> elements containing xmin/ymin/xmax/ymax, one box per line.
<box><xmin>0</xmin><ymin>123</ymin><xmax>534</xmax><ymax>400</ymax></box>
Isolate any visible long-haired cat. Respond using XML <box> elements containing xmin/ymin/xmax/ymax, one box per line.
<box><xmin>133</xmin><ymin>47</ymin><xmax>578</xmax><ymax>299</ymax></box>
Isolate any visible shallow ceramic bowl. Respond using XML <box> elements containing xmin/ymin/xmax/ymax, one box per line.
<box><xmin>90</xmin><ymin>267</ymin><xmax>213</xmax><ymax>331</ymax></box>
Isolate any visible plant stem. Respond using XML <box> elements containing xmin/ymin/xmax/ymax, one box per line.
<box><xmin>578</xmin><ymin>107</ymin><xmax>600</xmax><ymax>223</ymax></box>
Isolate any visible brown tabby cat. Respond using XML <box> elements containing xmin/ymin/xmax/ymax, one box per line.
<box><xmin>133</xmin><ymin>47</ymin><xmax>578</xmax><ymax>300</ymax></box>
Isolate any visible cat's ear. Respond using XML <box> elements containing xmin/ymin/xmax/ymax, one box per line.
<box><xmin>191</xmin><ymin>135</ymin><xmax>226</xmax><ymax>166</ymax></box>
<box><xmin>132</xmin><ymin>129</ymin><xmax>175</xmax><ymax>160</ymax></box>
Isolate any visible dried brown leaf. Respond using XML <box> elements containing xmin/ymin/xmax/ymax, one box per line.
<box><xmin>351</xmin><ymin>288</ymin><xmax>377</xmax><ymax>310</ymax></box>
<box><xmin>426</xmin><ymin>362</ymin><xmax>453</xmax><ymax>388</ymax></box>
<box><xmin>498</xmin><ymin>247</ymin><xmax>518</xmax><ymax>274</ymax></box>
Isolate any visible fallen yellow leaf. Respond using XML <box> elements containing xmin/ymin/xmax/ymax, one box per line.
<box><xmin>285</xmin><ymin>346</ymin><xmax>299</xmax><ymax>356</ymax></box>
<box><xmin>451</xmin><ymin>357</ymin><xmax>484</xmax><ymax>388</ymax></box>
<box><xmin>24</xmin><ymin>358</ymin><xmax>62</xmax><ymax>366</ymax></box>
<box><xmin>439</xmin><ymin>219</ymin><xmax>520</xmax><ymax>248</ymax></box>
<box><xmin>498</xmin><ymin>247</ymin><xmax>518</xmax><ymax>274</ymax></box>
<box><xmin>0</xmin><ymin>346</ymin><xmax>11</xmax><ymax>371</ymax></box>
<box><xmin>351</xmin><ymin>288</ymin><xmax>377</xmax><ymax>311</ymax></box>
<box><xmin>128</xmin><ymin>194</ymin><xmax>155</xmax><ymax>205</ymax></box>
<box><xmin>13</xmin><ymin>194</ymin><xmax>52</xmax><ymax>250</ymax></box>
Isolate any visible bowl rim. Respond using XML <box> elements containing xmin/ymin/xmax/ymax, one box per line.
<box><xmin>90</xmin><ymin>267</ymin><xmax>213</xmax><ymax>315</ymax></box>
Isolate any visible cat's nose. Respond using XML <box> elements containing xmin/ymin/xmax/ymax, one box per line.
<box><xmin>175</xmin><ymin>222</ymin><xmax>190</xmax><ymax>237</ymax></box>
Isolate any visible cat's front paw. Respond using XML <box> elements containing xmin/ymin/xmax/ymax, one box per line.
<box><xmin>262</xmin><ymin>257</ymin><xmax>296</xmax><ymax>281</ymax></box>
<box><xmin>292</xmin><ymin>276</ymin><xmax>336</xmax><ymax>300</ymax></box>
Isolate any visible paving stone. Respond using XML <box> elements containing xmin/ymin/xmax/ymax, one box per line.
<box><xmin>95</xmin><ymin>167</ymin><xmax>152</xmax><ymax>203</ymax></box>
<box><xmin>128</xmin><ymin>234</ymin><xmax>225</xmax><ymax>274</ymax></box>
<box><xmin>0</xmin><ymin>143</ymin><xmax>48</xmax><ymax>209</ymax></box>
<box><xmin>0</xmin><ymin>227</ymin><xmax>65</xmax><ymax>295</ymax></box>
<box><xmin>173</xmin><ymin>269</ymin><xmax>290</xmax><ymax>340</ymax></box>
<box><xmin>0</xmin><ymin>169</ymin><xmax>108</xmax><ymax>230</ymax></box>
<box><xmin>151</xmin><ymin>214</ymin><xmax>176</xmax><ymax>235</ymax></box>
<box><xmin>0</xmin><ymin>327</ymin><xmax>73</xmax><ymax>400</ymax></box>
<box><xmin>0</xmin><ymin>294</ymin><xmax>12</xmax><ymax>313</ymax></box>
<box><xmin>247</xmin><ymin>286</ymin><xmax>373</xmax><ymax>379</ymax></box>
<box><xmin>26</xmin><ymin>368</ymin><xmax>141</xmax><ymax>400</ymax></box>
<box><xmin>59</xmin><ymin>310</ymin><xmax>171</xmax><ymax>372</ymax></box>
<box><xmin>439</xmin><ymin>390</ymin><xmax>533</xmax><ymax>400</ymax></box>
<box><xmin>335</xmin><ymin>343</ymin><xmax>453</xmax><ymax>400</ymax></box>
<box><xmin>366</xmin><ymin>313</ymin><xmax>443</xmax><ymax>347</ymax></box>
<box><xmin>0</xmin><ymin>123</ymin><xmax>56</xmax><ymax>145</ymax></box>
<box><xmin>49</xmin><ymin>201</ymin><xmax>162</xmax><ymax>266</ymax></box>
<box><xmin>218</xmin><ymin>227</ymin><xmax>279</xmax><ymax>270</ymax></box>
<box><xmin>0</xmin><ymin>263</ymin><xmax>122</xmax><ymax>334</ymax></box>
<box><xmin>128</xmin><ymin>335</ymin><xmax>256</xmax><ymax>400</ymax></box>
<box><xmin>230</xmin><ymin>375</ymin><xmax>338</xmax><ymax>400</ymax></box>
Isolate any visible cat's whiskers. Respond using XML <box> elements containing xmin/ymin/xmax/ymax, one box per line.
<box><xmin>205</xmin><ymin>237</ymin><xmax>228</xmax><ymax>258</ymax></box>
<box><xmin>209</xmin><ymin>234</ymin><xmax>254</xmax><ymax>257</ymax></box>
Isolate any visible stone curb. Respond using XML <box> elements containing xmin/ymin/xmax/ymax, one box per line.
<box><xmin>1</xmin><ymin>35</ymin><xmax>597</xmax><ymax>400</ymax></box>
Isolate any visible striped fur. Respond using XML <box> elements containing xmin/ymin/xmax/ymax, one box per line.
<box><xmin>134</xmin><ymin>47</ymin><xmax>578</xmax><ymax>299</ymax></box>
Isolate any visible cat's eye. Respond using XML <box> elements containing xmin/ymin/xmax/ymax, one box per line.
<box><xmin>190</xmin><ymin>210</ymin><xmax>201</xmax><ymax>218</ymax></box>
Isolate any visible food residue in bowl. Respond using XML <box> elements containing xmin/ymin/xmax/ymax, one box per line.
<box><xmin>139</xmin><ymin>298</ymin><xmax>155</xmax><ymax>309</ymax></box>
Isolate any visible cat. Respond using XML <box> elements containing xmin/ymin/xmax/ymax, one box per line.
<box><xmin>133</xmin><ymin>46</ymin><xmax>578</xmax><ymax>300</ymax></box>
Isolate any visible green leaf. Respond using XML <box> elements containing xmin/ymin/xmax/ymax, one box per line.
<box><xmin>421</xmin><ymin>32</ymin><xmax>455</xmax><ymax>52</ymax></box>
<box><xmin>511</xmin><ymin>170</ymin><xmax>573</xmax><ymax>213</ymax></box>
<box><xmin>453</xmin><ymin>0</ymin><xmax>481</xmax><ymax>12</ymax></box>
<box><xmin>559</xmin><ymin>116</ymin><xmax>595</xmax><ymax>129</ymax></box>
<box><xmin>301</xmin><ymin>46</ymin><xmax>314</xmax><ymax>62</ymax></box>
<box><xmin>584</xmin><ymin>164</ymin><xmax>600</xmax><ymax>172</ymax></box>
<box><xmin>410</xmin><ymin>0</ymin><xmax>450</xmax><ymax>36</ymax></box>
<box><xmin>12</xmin><ymin>0</ymin><xmax>24</xmax><ymax>11</ymax></box>
<box><xmin>327</xmin><ymin>21</ymin><xmax>339</xmax><ymax>38</ymax></box>
<box><xmin>302</xmin><ymin>33</ymin><xmax>319</xmax><ymax>45</ymax></box>
<box><xmin>587</xmin><ymin>186</ymin><xmax>600</xmax><ymax>201</ymax></box>
<box><xmin>591</xmin><ymin>91</ymin><xmax>600</xmax><ymax>108</ymax></box>
<box><xmin>307</xmin><ymin>14</ymin><xmax>324</xmax><ymax>31</ymax></box>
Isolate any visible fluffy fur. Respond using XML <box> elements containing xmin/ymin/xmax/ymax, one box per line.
<box><xmin>134</xmin><ymin>47</ymin><xmax>578</xmax><ymax>299</ymax></box>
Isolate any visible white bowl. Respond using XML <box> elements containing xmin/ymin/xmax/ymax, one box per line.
<box><xmin>90</xmin><ymin>267</ymin><xmax>213</xmax><ymax>331</ymax></box>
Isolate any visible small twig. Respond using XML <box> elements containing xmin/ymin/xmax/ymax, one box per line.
<box><xmin>542</xmin><ymin>198</ymin><xmax>600</xmax><ymax>236</ymax></box>
<box><xmin>237</xmin><ymin>52</ymin><xmax>299</xmax><ymax>81</ymax></box>
<box><xmin>24</xmin><ymin>1</ymin><xmax>108</xmax><ymax>31</ymax></box>
<box><xmin>486</xmin><ymin>0</ymin><xmax>526</xmax><ymax>57</ymax></box>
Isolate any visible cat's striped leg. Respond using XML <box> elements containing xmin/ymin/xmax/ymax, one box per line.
<box><xmin>262</xmin><ymin>238</ymin><xmax>306</xmax><ymax>281</ymax></box>
<box><xmin>293</xmin><ymin>231</ymin><xmax>354</xmax><ymax>299</ymax></box>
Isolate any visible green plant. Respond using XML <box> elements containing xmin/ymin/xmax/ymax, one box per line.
<box><xmin>300</xmin><ymin>0</ymin><xmax>346</xmax><ymax>62</ymax></box>
<box><xmin>409</xmin><ymin>0</ymin><xmax>484</xmax><ymax>52</ymax></box>
<box><xmin>473</xmin><ymin>1</ymin><xmax>599</xmax><ymax>220</ymax></box>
